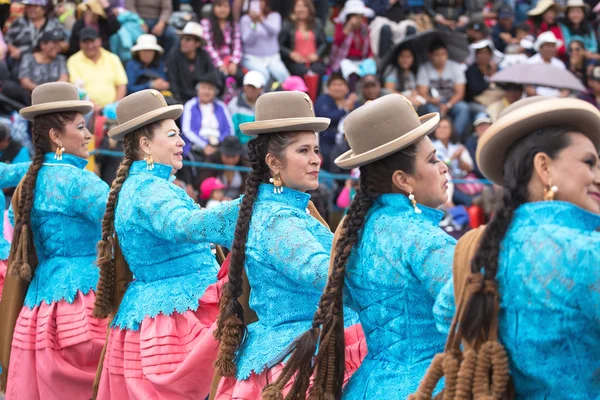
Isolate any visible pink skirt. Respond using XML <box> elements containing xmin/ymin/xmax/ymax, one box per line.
<box><xmin>97</xmin><ymin>276</ymin><xmax>226</xmax><ymax>400</ymax></box>
<box><xmin>215</xmin><ymin>324</ymin><xmax>367</xmax><ymax>400</ymax></box>
<box><xmin>5</xmin><ymin>290</ymin><xmax>108</xmax><ymax>400</ymax></box>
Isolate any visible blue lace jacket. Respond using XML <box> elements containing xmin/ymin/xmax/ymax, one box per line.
<box><xmin>342</xmin><ymin>194</ymin><xmax>455</xmax><ymax>400</ymax></box>
<box><xmin>23</xmin><ymin>154</ymin><xmax>109</xmax><ymax>308</ymax></box>
<box><xmin>434</xmin><ymin>201</ymin><xmax>600</xmax><ymax>399</ymax></box>
<box><xmin>111</xmin><ymin>161</ymin><xmax>240</xmax><ymax>331</ymax></box>
<box><xmin>235</xmin><ymin>184</ymin><xmax>358</xmax><ymax>380</ymax></box>
<box><xmin>0</xmin><ymin>162</ymin><xmax>30</xmax><ymax>260</ymax></box>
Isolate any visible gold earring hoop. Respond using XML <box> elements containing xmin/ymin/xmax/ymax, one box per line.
<box><xmin>543</xmin><ymin>184</ymin><xmax>558</xmax><ymax>201</ymax></box>
<box><xmin>145</xmin><ymin>154</ymin><xmax>154</xmax><ymax>171</ymax></box>
<box><xmin>269</xmin><ymin>173</ymin><xmax>283</xmax><ymax>194</ymax></box>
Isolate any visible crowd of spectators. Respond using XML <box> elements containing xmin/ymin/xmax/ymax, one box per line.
<box><xmin>1</xmin><ymin>0</ymin><xmax>600</xmax><ymax>230</ymax></box>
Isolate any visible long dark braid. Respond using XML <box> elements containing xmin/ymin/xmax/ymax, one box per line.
<box><xmin>10</xmin><ymin>112</ymin><xmax>76</xmax><ymax>280</ymax></box>
<box><xmin>214</xmin><ymin>132</ymin><xmax>299</xmax><ymax>377</ymax></box>
<box><xmin>263</xmin><ymin>141</ymin><xmax>421</xmax><ymax>400</ymax></box>
<box><xmin>461</xmin><ymin>127</ymin><xmax>574</xmax><ymax>341</ymax></box>
<box><xmin>93</xmin><ymin>121</ymin><xmax>162</xmax><ymax>319</ymax></box>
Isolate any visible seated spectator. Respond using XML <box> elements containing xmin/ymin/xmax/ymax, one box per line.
<box><xmin>126</xmin><ymin>0</ymin><xmax>178</xmax><ymax>54</ymax></box>
<box><xmin>108</xmin><ymin>8</ymin><xmax>146</xmax><ymax>63</ymax></box>
<box><xmin>200</xmin><ymin>177</ymin><xmax>228</xmax><ymax>208</ymax></box>
<box><xmin>566</xmin><ymin>39</ymin><xmax>591</xmax><ymax>87</ymax></box>
<box><xmin>464</xmin><ymin>112</ymin><xmax>491</xmax><ymax>179</ymax></box>
<box><xmin>69</xmin><ymin>0</ymin><xmax>120</xmax><ymax>57</ymax></box>
<box><xmin>166</xmin><ymin>22</ymin><xmax>216</xmax><ymax>104</ymax></box>
<box><xmin>198</xmin><ymin>136</ymin><xmax>249</xmax><ymax>200</ymax></box>
<box><xmin>384</xmin><ymin>46</ymin><xmax>425</xmax><ymax>107</ymax></box>
<box><xmin>417</xmin><ymin>40</ymin><xmax>470</xmax><ymax>138</ymax></box>
<box><xmin>356</xmin><ymin>74</ymin><xmax>388</xmax><ymax>106</ymax></box>
<box><xmin>181</xmin><ymin>71</ymin><xmax>233</xmax><ymax>158</ymax></box>
<box><xmin>559</xmin><ymin>0</ymin><xmax>598</xmax><ymax>56</ymax></box>
<box><xmin>240</xmin><ymin>0</ymin><xmax>290</xmax><ymax>84</ymax></box>
<box><xmin>126</xmin><ymin>34</ymin><xmax>168</xmax><ymax>94</ymax></box>
<box><xmin>464</xmin><ymin>19</ymin><xmax>489</xmax><ymax>44</ymax></box>
<box><xmin>527</xmin><ymin>0</ymin><xmax>566</xmax><ymax>58</ymax></box>
<box><xmin>201</xmin><ymin>0</ymin><xmax>243</xmax><ymax>84</ymax></box>
<box><xmin>18</xmin><ymin>29</ymin><xmax>68</xmax><ymax>92</ymax></box>
<box><xmin>67</xmin><ymin>27</ymin><xmax>128</xmax><ymax>111</ymax></box>
<box><xmin>55</xmin><ymin>1</ymin><xmax>77</xmax><ymax>31</ymax></box>
<box><xmin>486</xmin><ymin>83</ymin><xmax>523</xmax><ymax>121</ymax></box>
<box><xmin>280</xmin><ymin>75</ymin><xmax>309</xmax><ymax>92</ymax></box>
<box><xmin>315</xmin><ymin>73</ymin><xmax>357</xmax><ymax>170</ymax></box>
<box><xmin>425</xmin><ymin>0</ymin><xmax>476</xmax><ymax>30</ymax></box>
<box><xmin>279</xmin><ymin>0</ymin><xmax>328</xmax><ymax>80</ymax></box>
<box><xmin>0</xmin><ymin>121</ymin><xmax>30</xmax><ymax>164</ymax></box>
<box><xmin>492</xmin><ymin>5</ymin><xmax>517</xmax><ymax>53</ymax></box>
<box><xmin>581</xmin><ymin>65</ymin><xmax>600</xmax><ymax>108</ymax></box>
<box><xmin>0</xmin><ymin>30</ymin><xmax>7</xmax><ymax>60</ymax></box>
<box><xmin>228</xmin><ymin>70</ymin><xmax>264</xmax><ymax>144</ymax></box>
<box><xmin>526</xmin><ymin>31</ymin><xmax>569</xmax><ymax>97</ymax></box>
<box><xmin>5</xmin><ymin>0</ymin><xmax>67</xmax><ymax>74</ymax></box>
<box><xmin>329</xmin><ymin>0</ymin><xmax>373</xmax><ymax>87</ymax></box>
<box><xmin>465</xmin><ymin>40</ymin><xmax>497</xmax><ymax>104</ymax></box>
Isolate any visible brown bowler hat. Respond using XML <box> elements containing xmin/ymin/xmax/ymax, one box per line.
<box><xmin>20</xmin><ymin>82</ymin><xmax>93</xmax><ymax>121</ymax></box>
<box><xmin>240</xmin><ymin>91</ymin><xmax>330</xmax><ymax>136</ymax></box>
<box><xmin>477</xmin><ymin>96</ymin><xmax>600</xmax><ymax>186</ymax></box>
<box><xmin>335</xmin><ymin>94</ymin><xmax>440</xmax><ymax>169</ymax></box>
<box><xmin>108</xmin><ymin>89</ymin><xmax>183</xmax><ymax>141</ymax></box>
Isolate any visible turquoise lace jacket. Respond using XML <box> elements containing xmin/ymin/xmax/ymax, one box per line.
<box><xmin>434</xmin><ymin>201</ymin><xmax>600</xmax><ymax>399</ymax></box>
<box><xmin>342</xmin><ymin>194</ymin><xmax>455</xmax><ymax>400</ymax></box>
<box><xmin>111</xmin><ymin>161</ymin><xmax>240</xmax><ymax>331</ymax></box>
<box><xmin>0</xmin><ymin>162</ymin><xmax>29</xmax><ymax>260</ymax></box>
<box><xmin>23</xmin><ymin>154</ymin><xmax>109</xmax><ymax>308</ymax></box>
<box><xmin>235</xmin><ymin>184</ymin><xmax>358</xmax><ymax>380</ymax></box>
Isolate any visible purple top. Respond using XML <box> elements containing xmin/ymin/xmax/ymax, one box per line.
<box><xmin>240</xmin><ymin>12</ymin><xmax>282</xmax><ymax>58</ymax></box>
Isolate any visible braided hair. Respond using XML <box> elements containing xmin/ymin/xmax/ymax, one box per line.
<box><xmin>262</xmin><ymin>140</ymin><xmax>421</xmax><ymax>400</ymax></box>
<box><xmin>214</xmin><ymin>132</ymin><xmax>300</xmax><ymax>377</ymax></box>
<box><xmin>93</xmin><ymin>121</ymin><xmax>162</xmax><ymax>319</ymax></box>
<box><xmin>10</xmin><ymin>112</ymin><xmax>77</xmax><ymax>280</ymax></box>
<box><xmin>460</xmin><ymin>127</ymin><xmax>574</xmax><ymax>341</ymax></box>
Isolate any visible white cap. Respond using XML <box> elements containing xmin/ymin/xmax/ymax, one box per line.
<box><xmin>534</xmin><ymin>31</ymin><xmax>563</xmax><ymax>52</ymax></box>
<box><xmin>243</xmin><ymin>70</ymin><xmax>266</xmax><ymax>88</ymax></box>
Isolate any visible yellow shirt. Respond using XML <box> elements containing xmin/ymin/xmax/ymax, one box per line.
<box><xmin>67</xmin><ymin>48</ymin><xmax>128</xmax><ymax>107</ymax></box>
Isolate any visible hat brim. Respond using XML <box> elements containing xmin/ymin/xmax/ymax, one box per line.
<box><xmin>240</xmin><ymin>117</ymin><xmax>330</xmax><ymax>137</ymax></box>
<box><xmin>177</xmin><ymin>32</ymin><xmax>206</xmax><ymax>45</ymax></box>
<box><xmin>131</xmin><ymin>44</ymin><xmax>164</xmax><ymax>54</ymax></box>
<box><xmin>477</xmin><ymin>98</ymin><xmax>600</xmax><ymax>186</ymax></box>
<box><xmin>108</xmin><ymin>105</ymin><xmax>184</xmax><ymax>141</ymax></box>
<box><xmin>335</xmin><ymin>113</ymin><xmax>440</xmax><ymax>169</ymax></box>
<box><xmin>528</xmin><ymin>3</ymin><xmax>562</xmax><ymax>16</ymax></box>
<box><xmin>534</xmin><ymin>38</ymin><xmax>563</xmax><ymax>52</ymax></box>
<box><xmin>20</xmin><ymin>100</ymin><xmax>94</xmax><ymax>121</ymax></box>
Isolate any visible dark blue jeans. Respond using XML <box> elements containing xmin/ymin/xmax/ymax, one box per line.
<box><xmin>145</xmin><ymin>18</ymin><xmax>179</xmax><ymax>55</ymax></box>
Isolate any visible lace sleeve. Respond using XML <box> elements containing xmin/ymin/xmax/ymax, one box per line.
<box><xmin>259</xmin><ymin>210</ymin><xmax>330</xmax><ymax>291</ymax></box>
<box><xmin>0</xmin><ymin>162</ymin><xmax>30</xmax><ymax>189</ymax></box>
<box><xmin>433</xmin><ymin>279</ymin><xmax>455</xmax><ymax>334</ymax></box>
<box><xmin>410</xmin><ymin>228</ymin><xmax>455</xmax><ymax>300</ymax></box>
<box><xmin>68</xmin><ymin>171</ymin><xmax>110</xmax><ymax>223</ymax></box>
<box><xmin>134</xmin><ymin>178</ymin><xmax>240</xmax><ymax>247</ymax></box>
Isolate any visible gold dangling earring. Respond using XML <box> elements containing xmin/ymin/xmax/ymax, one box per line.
<box><xmin>269</xmin><ymin>173</ymin><xmax>284</xmax><ymax>194</ymax></box>
<box><xmin>543</xmin><ymin>184</ymin><xmax>558</xmax><ymax>201</ymax></box>
<box><xmin>54</xmin><ymin>145</ymin><xmax>64</xmax><ymax>161</ymax></box>
<box><xmin>409</xmin><ymin>192</ymin><xmax>422</xmax><ymax>214</ymax></box>
<box><xmin>145</xmin><ymin>154</ymin><xmax>154</xmax><ymax>171</ymax></box>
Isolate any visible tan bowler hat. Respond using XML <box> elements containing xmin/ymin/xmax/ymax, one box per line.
<box><xmin>335</xmin><ymin>94</ymin><xmax>440</xmax><ymax>169</ymax></box>
<box><xmin>20</xmin><ymin>82</ymin><xmax>93</xmax><ymax>121</ymax></box>
<box><xmin>240</xmin><ymin>91</ymin><xmax>330</xmax><ymax>136</ymax></box>
<box><xmin>476</xmin><ymin>96</ymin><xmax>600</xmax><ymax>186</ymax></box>
<box><xmin>107</xmin><ymin>89</ymin><xmax>183</xmax><ymax>141</ymax></box>
<box><xmin>528</xmin><ymin>0</ymin><xmax>562</xmax><ymax>16</ymax></box>
<box><xmin>178</xmin><ymin>21</ymin><xmax>205</xmax><ymax>44</ymax></box>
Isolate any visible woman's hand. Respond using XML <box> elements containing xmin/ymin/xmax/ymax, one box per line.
<box><xmin>290</xmin><ymin>51</ymin><xmax>306</xmax><ymax>63</ymax></box>
<box><xmin>307</xmin><ymin>53</ymin><xmax>319</xmax><ymax>63</ymax></box>
<box><xmin>151</xmin><ymin>78</ymin><xmax>170</xmax><ymax>91</ymax></box>
<box><xmin>451</xmin><ymin>145</ymin><xmax>465</xmax><ymax>160</ymax></box>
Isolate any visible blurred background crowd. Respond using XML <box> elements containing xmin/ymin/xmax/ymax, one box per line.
<box><xmin>0</xmin><ymin>0</ymin><xmax>599</xmax><ymax>236</ymax></box>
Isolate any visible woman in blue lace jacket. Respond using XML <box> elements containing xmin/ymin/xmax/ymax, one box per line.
<box><xmin>0</xmin><ymin>82</ymin><xmax>109</xmax><ymax>400</ymax></box>
<box><xmin>433</xmin><ymin>96</ymin><xmax>600</xmax><ymax>398</ymax></box>
<box><xmin>212</xmin><ymin>91</ymin><xmax>366</xmax><ymax>400</ymax></box>
<box><xmin>0</xmin><ymin>162</ymin><xmax>31</xmax><ymax>300</ymax></box>
<box><xmin>268</xmin><ymin>94</ymin><xmax>455</xmax><ymax>399</ymax></box>
<box><xmin>92</xmin><ymin>89</ymin><xmax>240</xmax><ymax>400</ymax></box>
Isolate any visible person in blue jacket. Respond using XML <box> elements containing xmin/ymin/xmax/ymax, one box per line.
<box><xmin>125</xmin><ymin>34</ymin><xmax>169</xmax><ymax>94</ymax></box>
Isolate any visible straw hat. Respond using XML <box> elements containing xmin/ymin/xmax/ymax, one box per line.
<box><xmin>476</xmin><ymin>97</ymin><xmax>600</xmax><ymax>186</ymax></box>
<box><xmin>178</xmin><ymin>21</ymin><xmax>205</xmax><ymax>43</ymax></box>
<box><xmin>20</xmin><ymin>82</ymin><xmax>93</xmax><ymax>121</ymax></box>
<box><xmin>527</xmin><ymin>0</ymin><xmax>562</xmax><ymax>16</ymax></box>
<box><xmin>131</xmin><ymin>34</ymin><xmax>164</xmax><ymax>54</ymax></box>
<box><xmin>334</xmin><ymin>0</ymin><xmax>374</xmax><ymax>24</ymax></box>
<box><xmin>240</xmin><ymin>91</ymin><xmax>330</xmax><ymax>136</ymax></box>
<box><xmin>76</xmin><ymin>0</ymin><xmax>106</xmax><ymax>19</ymax></box>
<box><xmin>108</xmin><ymin>89</ymin><xmax>183</xmax><ymax>141</ymax></box>
<box><xmin>335</xmin><ymin>94</ymin><xmax>440</xmax><ymax>169</ymax></box>
<box><xmin>565</xmin><ymin>0</ymin><xmax>590</xmax><ymax>12</ymax></box>
<box><xmin>533</xmin><ymin>31</ymin><xmax>563</xmax><ymax>52</ymax></box>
